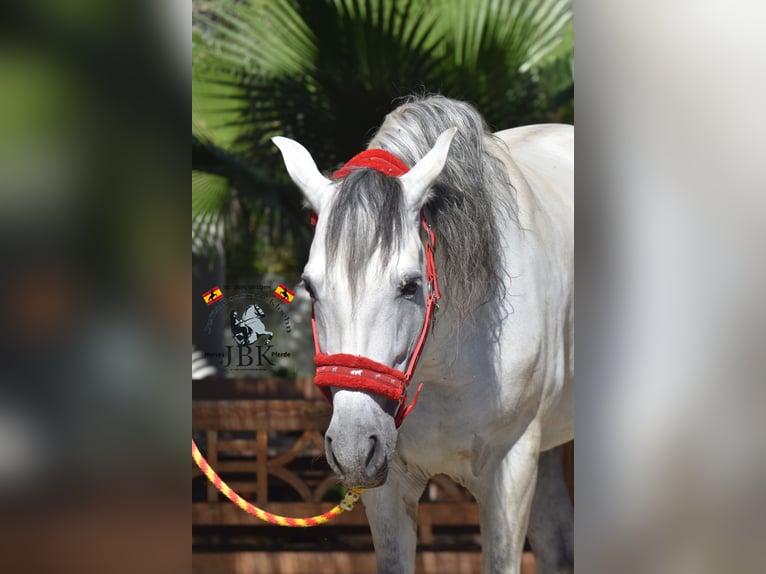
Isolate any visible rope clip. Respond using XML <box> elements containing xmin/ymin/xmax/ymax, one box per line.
<box><xmin>339</xmin><ymin>487</ymin><xmax>364</xmax><ymax>511</ymax></box>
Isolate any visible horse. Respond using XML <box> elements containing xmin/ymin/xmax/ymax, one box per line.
<box><xmin>273</xmin><ymin>95</ymin><xmax>573</xmax><ymax>574</ymax></box>
<box><xmin>231</xmin><ymin>305</ymin><xmax>273</xmax><ymax>346</ymax></box>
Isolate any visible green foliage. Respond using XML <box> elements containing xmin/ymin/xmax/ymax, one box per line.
<box><xmin>192</xmin><ymin>171</ymin><xmax>228</xmax><ymax>240</ymax></box>
<box><xmin>192</xmin><ymin>0</ymin><xmax>573</xmax><ymax>280</ymax></box>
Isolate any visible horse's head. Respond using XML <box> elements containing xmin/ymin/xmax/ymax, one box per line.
<box><xmin>273</xmin><ymin>128</ymin><xmax>456</xmax><ymax>488</ymax></box>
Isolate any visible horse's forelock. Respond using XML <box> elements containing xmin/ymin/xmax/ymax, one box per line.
<box><xmin>324</xmin><ymin>169</ymin><xmax>409</xmax><ymax>297</ymax></box>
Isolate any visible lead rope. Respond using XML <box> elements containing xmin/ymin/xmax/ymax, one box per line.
<box><xmin>192</xmin><ymin>439</ymin><xmax>364</xmax><ymax>527</ymax></box>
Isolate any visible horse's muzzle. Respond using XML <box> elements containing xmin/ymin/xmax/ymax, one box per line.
<box><xmin>324</xmin><ymin>430</ymin><xmax>389</xmax><ymax>488</ymax></box>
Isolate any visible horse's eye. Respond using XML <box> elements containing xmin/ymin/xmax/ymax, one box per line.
<box><xmin>400</xmin><ymin>280</ymin><xmax>419</xmax><ymax>299</ymax></box>
<box><xmin>302</xmin><ymin>279</ymin><xmax>316</xmax><ymax>300</ymax></box>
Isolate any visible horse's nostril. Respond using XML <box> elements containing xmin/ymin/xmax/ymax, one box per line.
<box><xmin>326</xmin><ymin>436</ymin><xmax>345</xmax><ymax>474</ymax></box>
<box><xmin>365</xmin><ymin>435</ymin><xmax>379</xmax><ymax>469</ymax></box>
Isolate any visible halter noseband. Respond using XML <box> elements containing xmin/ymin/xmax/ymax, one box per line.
<box><xmin>310</xmin><ymin>149</ymin><xmax>441</xmax><ymax>427</ymax></box>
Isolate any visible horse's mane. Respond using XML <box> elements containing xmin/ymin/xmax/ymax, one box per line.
<box><xmin>325</xmin><ymin>95</ymin><xmax>516</xmax><ymax>318</ymax></box>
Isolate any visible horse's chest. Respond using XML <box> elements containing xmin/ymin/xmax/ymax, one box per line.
<box><xmin>395</xmin><ymin>406</ymin><xmax>503</xmax><ymax>480</ymax></box>
<box><xmin>394</xmin><ymin>372</ymin><xmax>543</xmax><ymax>480</ymax></box>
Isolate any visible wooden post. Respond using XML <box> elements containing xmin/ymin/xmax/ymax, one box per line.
<box><xmin>256</xmin><ymin>430</ymin><xmax>269</xmax><ymax>506</ymax></box>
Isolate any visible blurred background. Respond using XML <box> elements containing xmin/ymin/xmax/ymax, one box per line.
<box><xmin>0</xmin><ymin>1</ymin><xmax>189</xmax><ymax>573</ymax></box>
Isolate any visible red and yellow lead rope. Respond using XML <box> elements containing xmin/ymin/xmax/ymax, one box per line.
<box><xmin>192</xmin><ymin>439</ymin><xmax>364</xmax><ymax>527</ymax></box>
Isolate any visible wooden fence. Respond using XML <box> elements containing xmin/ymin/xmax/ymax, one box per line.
<box><xmin>193</xmin><ymin>377</ymin><xmax>570</xmax><ymax>574</ymax></box>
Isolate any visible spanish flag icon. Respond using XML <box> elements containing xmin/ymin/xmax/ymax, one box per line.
<box><xmin>202</xmin><ymin>286</ymin><xmax>224</xmax><ymax>306</ymax></box>
<box><xmin>274</xmin><ymin>284</ymin><xmax>295</xmax><ymax>304</ymax></box>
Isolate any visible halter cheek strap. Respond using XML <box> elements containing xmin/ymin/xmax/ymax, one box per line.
<box><xmin>309</xmin><ymin>149</ymin><xmax>441</xmax><ymax>428</ymax></box>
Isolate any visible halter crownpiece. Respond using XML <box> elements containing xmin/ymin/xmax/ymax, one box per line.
<box><xmin>331</xmin><ymin>149</ymin><xmax>410</xmax><ymax>179</ymax></box>
<box><xmin>309</xmin><ymin>149</ymin><xmax>441</xmax><ymax>427</ymax></box>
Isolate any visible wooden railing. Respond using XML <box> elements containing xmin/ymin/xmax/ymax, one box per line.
<box><xmin>192</xmin><ymin>378</ymin><xmax>559</xmax><ymax>574</ymax></box>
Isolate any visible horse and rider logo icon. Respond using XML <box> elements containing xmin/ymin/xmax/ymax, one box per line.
<box><xmin>230</xmin><ymin>304</ymin><xmax>273</xmax><ymax>347</ymax></box>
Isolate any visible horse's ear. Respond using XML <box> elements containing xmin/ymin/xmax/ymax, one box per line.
<box><xmin>272</xmin><ymin>136</ymin><xmax>334</xmax><ymax>213</ymax></box>
<box><xmin>399</xmin><ymin>127</ymin><xmax>457</xmax><ymax>212</ymax></box>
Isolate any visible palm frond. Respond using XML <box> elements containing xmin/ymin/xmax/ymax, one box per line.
<box><xmin>424</xmin><ymin>0</ymin><xmax>572</xmax><ymax>126</ymax></box>
<box><xmin>528</xmin><ymin>17</ymin><xmax>573</xmax><ymax>96</ymax></box>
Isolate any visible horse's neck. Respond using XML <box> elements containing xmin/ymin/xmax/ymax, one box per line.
<box><xmin>419</xmin><ymin>303</ymin><xmax>500</xmax><ymax>377</ymax></box>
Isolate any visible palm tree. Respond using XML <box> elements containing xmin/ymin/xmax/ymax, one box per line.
<box><xmin>192</xmin><ymin>0</ymin><xmax>573</xmax><ymax>282</ymax></box>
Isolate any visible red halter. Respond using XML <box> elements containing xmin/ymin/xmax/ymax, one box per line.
<box><xmin>310</xmin><ymin>149</ymin><xmax>441</xmax><ymax>427</ymax></box>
